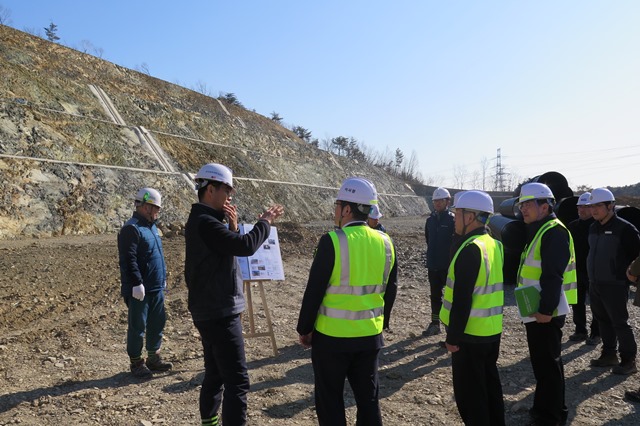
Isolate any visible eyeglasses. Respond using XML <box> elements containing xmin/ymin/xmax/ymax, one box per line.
<box><xmin>334</xmin><ymin>201</ymin><xmax>342</xmax><ymax>207</ymax></box>
<box><xmin>518</xmin><ymin>200</ymin><xmax>537</xmax><ymax>211</ymax></box>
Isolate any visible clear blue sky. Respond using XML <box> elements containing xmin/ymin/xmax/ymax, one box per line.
<box><xmin>3</xmin><ymin>1</ymin><xmax>639</xmax><ymax>190</ymax></box>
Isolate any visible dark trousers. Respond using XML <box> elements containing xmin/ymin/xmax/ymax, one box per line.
<box><xmin>525</xmin><ymin>318</ymin><xmax>567</xmax><ymax>425</ymax></box>
<box><xmin>451</xmin><ymin>340</ymin><xmax>505</xmax><ymax>426</ymax></box>
<box><xmin>428</xmin><ymin>269</ymin><xmax>447</xmax><ymax>322</ymax></box>
<box><xmin>124</xmin><ymin>290</ymin><xmax>166</xmax><ymax>359</ymax></box>
<box><xmin>194</xmin><ymin>314</ymin><xmax>249</xmax><ymax>426</ymax></box>
<box><xmin>571</xmin><ymin>278</ymin><xmax>599</xmax><ymax>336</ymax></box>
<box><xmin>311</xmin><ymin>347</ymin><xmax>382</xmax><ymax>426</ymax></box>
<box><xmin>590</xmin><ymin>283</ymin><xmax>637</xmax><ymax>360</ymax></box>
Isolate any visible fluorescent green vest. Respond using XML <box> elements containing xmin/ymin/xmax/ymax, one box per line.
<box><xmin>315</xmin><ymin>225</ymin><xmax>395</xmax><ymax>338</ymax></box>
<box><xmin>440</xmin><ymin>233</ymin><xmax>504</xmax><ymax>336</ymax></box>
<box><xmin>517</xmin><ymin>218</ymin><xmax>578</xmax><ymax>306</ymax></box>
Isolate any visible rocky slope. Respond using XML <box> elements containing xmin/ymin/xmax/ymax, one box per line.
<box><xmin>0</xmin><ymin>24</ymin><xmax>426</xmax><ymax>239</ymax></box>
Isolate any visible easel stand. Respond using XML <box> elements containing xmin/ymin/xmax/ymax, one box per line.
<box><xmin>243</xmin><ymin>280</ymin><xmax>278</xmax><ymax>357</ymax></box>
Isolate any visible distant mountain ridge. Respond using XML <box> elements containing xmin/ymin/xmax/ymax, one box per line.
<box><xmin>611</xmin><ymin>183</ymin><xmax>640</xmax><ymax>198</ymax></box>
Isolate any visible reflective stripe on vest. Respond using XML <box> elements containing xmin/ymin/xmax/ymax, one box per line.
<box><xmin>517</xmin><ymin>218</ymin><xmax>578</xmax><ymax>307</ymax></box>
<box><xmin>315</xmin><ymin>226</ymin><xmax>395</xmax><ymax>338</ymax></box>
<box><xmin>439</xmin><ymin>233</ymin><xmax>504</xmax><ymax>337</ymax></box>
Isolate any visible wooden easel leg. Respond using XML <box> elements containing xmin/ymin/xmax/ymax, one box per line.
<box><xmin>258</xmin><ymin>282</ymin><xmax>278</xmax><ymax>356</ymax></box>
<box><xmin>244</xmin><ymin>281</ymin><xmax>256</xmax><ymax>335</ymax></box>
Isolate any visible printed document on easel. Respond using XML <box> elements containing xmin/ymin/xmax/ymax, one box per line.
<box><xmin>237</xmin><ymin>224</ymin><xmax>285</xmax><ymax>281</ymax></box>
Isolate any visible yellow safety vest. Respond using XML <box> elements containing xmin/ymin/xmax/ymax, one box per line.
<box><xmin>315</xmin><ymin>225</ymin><xmax>395</xmax><ymax>338</ymax></box>
<box><xmin>440</xmin><ymin>233</ymin><xmax>504</xmax><ymax>336</ymax></box>
<box><xmin>517</xmin><ymin>218</ymin><xmax>578</xmax><ymax>308</ymax></box>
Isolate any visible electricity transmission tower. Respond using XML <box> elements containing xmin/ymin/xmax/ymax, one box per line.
<box><xmin>494</xmin><ymin>148</ymin><xmax>507</xmax><ymax>191</ymax></box>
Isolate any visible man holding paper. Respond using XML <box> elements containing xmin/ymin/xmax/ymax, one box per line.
<box><xmin>516</xmin><ymin>182</ymin><xmax>577</xmax><ymax>426</ymax></box>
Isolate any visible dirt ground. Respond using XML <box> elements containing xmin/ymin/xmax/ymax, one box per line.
<box><xmin>1</xmin><ymin>215</ymin><xmax>639</xmax><ymax>425</ymax></box>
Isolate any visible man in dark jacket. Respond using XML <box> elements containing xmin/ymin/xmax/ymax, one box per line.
<box><xmin>118</xmin><ymin>187</ymin><xmax>172</xmax><ymax>378</ymax></box>
<box><xmin>441</xmin><ymin>190</ymin><xmax>505</xmax><ymax>426</ymax></box>
<box><xmin>517</xmin><ymin>183</ymin><xmax>576</xmax><ymax>426</ymax></box>
<box><xmin>587</xmin><ymin>188</ymin><xmax>640</xmax><ymax>375</ymax></box>
<box><xmin>423</xmin><ymin>187</ymin><xmax>455</xmax><ymax>336</ymax></box>
<box><xmin>297</xmin><ymin>177</ymin><xmax>397</xmax><ymax>426</ymax></box>
<box><xmin>185</xmin><ymin>163</ymin><xmax>283</xmax><ymax>426</ymax></box>
<box><xmin>567</xmin><ymin>192</ymin><xmax>599</xmax><ymax>344</ymax></box>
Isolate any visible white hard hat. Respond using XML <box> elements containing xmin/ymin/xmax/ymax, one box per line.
<box><xmin>517</xmin><ymin>183</ymin><xmax>555</xmax><ymax>204</ymax></box>
<box><xmin>369</xmin><ymin>204</ymin><xmax>383</xmax><ymax>219</ymax></box>
<box><xmin>452</xmin><ymin>191</ymin><xmax>466</xmax><ymax>207</ymax></box>
<box><xmin>135</xmin><ymin>187</ymin><xmax>162</xmax><ymax>208</ymax></box>
<box><xmin>587</xmin><ymin>188</ymin><xmax>615</xmax><ymax>204</ymax></box>
<box><xmin>432</xmin><ymin>187</ymin><xmax>451</xmax><ymax>201</ymax></box>
<box><xmin>455</xmin><ymin>190</ymin><xmax>494</xmax><ymax>214</ymax></box>
<box><xmin>576</xmin><ymin>192</ymin><xmax>591</xmax><ymax>206</ymax></box>
<box><xmin>337</xmin><ymin>177</ymin><xmax>378</xmax><ymax>206</ymax></box>
<box><xmin>195</xmin><ymin>163</ymin><xmax>233</xmax><ymax>190</ymax></box>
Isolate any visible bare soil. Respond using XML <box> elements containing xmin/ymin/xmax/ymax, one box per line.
<box><xmin>1</xmin><ymin>216</ymin><xmax>639</xmax><ymax>425</ymax></box>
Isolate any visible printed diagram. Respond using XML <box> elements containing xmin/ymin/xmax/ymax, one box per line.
<box><xmin>237</xmin><ymin>225</ymin><xmax>285</xmax><ymax>281</ymax></box>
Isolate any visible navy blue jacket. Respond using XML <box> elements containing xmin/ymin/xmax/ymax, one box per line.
<box><xmin>587</xmin><ymin>213</ymin><xmax>640</xmax><ymax>286</ymax></box>
<box><xmin>425</xmin><ymin>209</ymin><xmax>455</xmax><ymax>270</ymax></box>
<box><xmin>118</xmin><ymin>211</ymin><xmax>167</xmax><ymax>297</ymax></box>
<box><xmin>184</xmin><ymin>203</ymin><xmax>271</xmax><ymax>322</ymax></box>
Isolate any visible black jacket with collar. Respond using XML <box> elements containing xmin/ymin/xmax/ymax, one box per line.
<box><xmin>184</xmin><ymin>203</ymin><xmax>271</xmax><ymax>322</ymax></box>
<box><xmin>587</xmin><ymin>212</ymin><xmax>640</xmax><ymax>286</ymax></box>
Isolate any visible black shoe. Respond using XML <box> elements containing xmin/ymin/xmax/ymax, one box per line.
<box><xmin>590</xmin><ymin>353</ymin><xmax>619</xmax><ymax>367</ymax></box>
<box><xmin>146</xmin><ymin>353</ymin><xmax>173</xmax><ymax>372</ymax></box>
<box><xmin>625</xmin><ymin>389</ymin><xmax>640</xmax><ymax>403</ymax></box>
<box><xmin>612</xmin><ymin>360</ymin><xmax>637</xmax><ymax>375</ymax></box>
<box><xmin>528</xmin><ymin>407</ymin><xmax>566</xmax><ymax>426</ymax></box>
<box><xmin>422</xmin><ymin>321</ymin><xmax>441</xmax><ymax>337</ymax></box>
<box><xmin>586</xmin><ymin>334</ymin><xmax>601</xmax><ymax>346</ymax></box>
<box><xmin>569</xmin><ymin>332</ymin><xmax>588</xmax><ymax>342</ymax></box>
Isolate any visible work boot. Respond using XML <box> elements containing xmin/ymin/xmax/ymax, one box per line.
<box><xmin>422</xmin><ymin>321</ymin><xmax>441</xmax><ymax>337</ymax></box>
<box><xmin>612</xmin><ymin>359</ymin><xmax>637</xmax><ymax>375</ymax></box>
<box><xmin>146</xmin><ymin>353</ymin><xmax>173</xmax><ymax>372</ymax></box>
<box><xmin>586</xmin><ymin>334</ymin><xmax>601</xmax><ymax>346</ymax></box>
<box><xmin>130</xmin><ymin>359</ymin><xmax>153</xmax><ymax>379</ymax></box>
<box><xmin>590</xmin><ymin>353</ymin><xmax>619</xmax><ymax>367</ymax></box>
<box><xmin>569</xmin><ymin>332</ymin><xmax>588</xmax><ymax>342</ymax></box>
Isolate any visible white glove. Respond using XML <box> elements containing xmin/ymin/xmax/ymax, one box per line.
<box><xmin>132</xmin><ymin>284</ymin><xmax>145</xmax><ymax>301</ymax></box>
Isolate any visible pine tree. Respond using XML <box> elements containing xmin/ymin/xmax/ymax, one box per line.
<box><xmin>44</xmin><ymin>22</ymin><xmax>60</xmax><ymax>42</ymax></box>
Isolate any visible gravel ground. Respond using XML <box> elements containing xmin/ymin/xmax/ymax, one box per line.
<box><xmin>1</xmin><ymin>216</ymin><xmax>639</xmax><ymax>425</ymax></box>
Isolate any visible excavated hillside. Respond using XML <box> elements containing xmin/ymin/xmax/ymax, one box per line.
<box><xmin>0</xmin><ymin>25</ymin><xmax>427</xmax><ymax>239</ymax></box>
